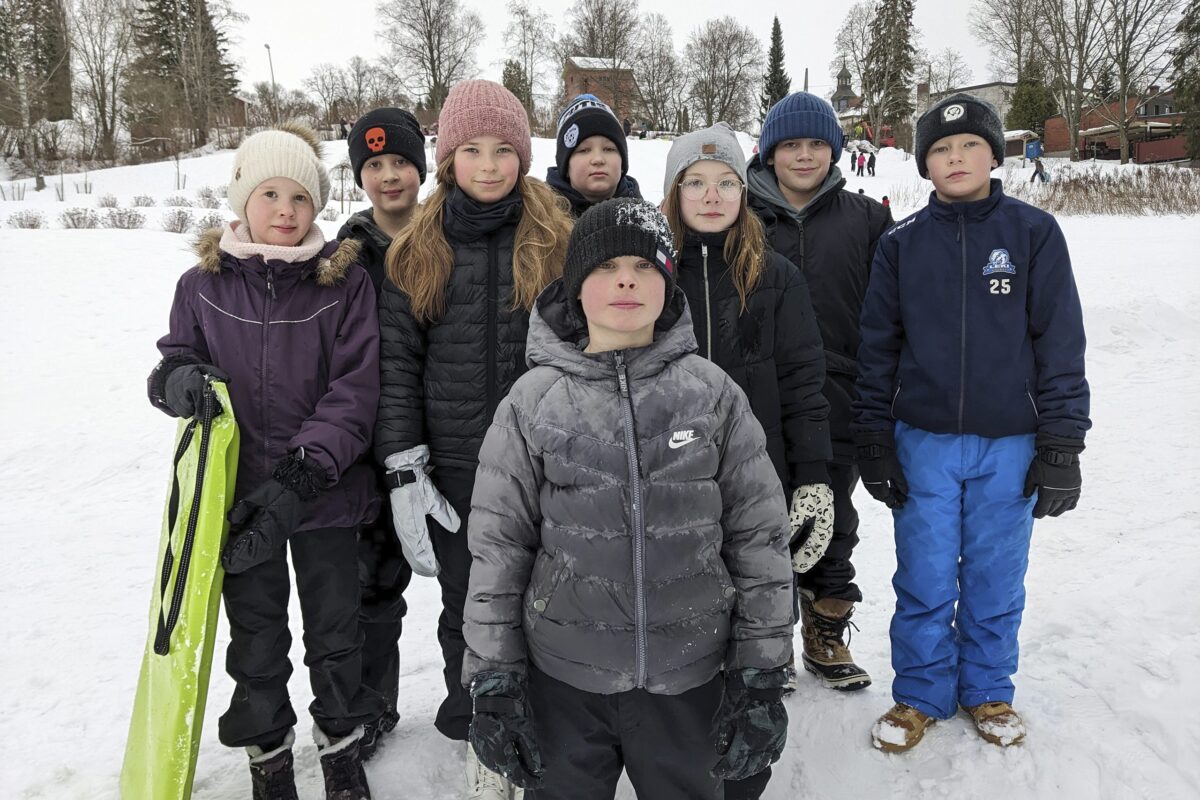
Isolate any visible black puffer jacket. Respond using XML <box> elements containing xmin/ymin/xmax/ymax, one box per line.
<box><xmin>747</xmin><ymin>160</ymin><xmax>893</xmax><ymax>462</ymax></box>
<box><xmin>375</xmin><ymin>217</ymin><xmax>531</xmax><ymax>470</ymax></box>
<box><xmin>337</xmin><ymin>208</ymin><xmax>392</xmax><ymax>292</ymax></box>
<box><xmin>676</xmin><ymin>229</ymin><xmax>831</xmax><ymax>491</ymax></box>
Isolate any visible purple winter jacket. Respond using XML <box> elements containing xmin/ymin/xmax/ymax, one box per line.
<box><xmin>151</xmin><ymin>226</ymin><xmax>381</xmax><ymax>533</ymax></box>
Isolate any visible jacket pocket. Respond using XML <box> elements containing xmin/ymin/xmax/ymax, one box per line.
<box><xmin>524</xmin><ymin>549</ymin><xmax>569</xmax><ymax>632</ymax></box>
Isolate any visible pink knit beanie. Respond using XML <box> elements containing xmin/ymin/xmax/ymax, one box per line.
<box><xmin>435</xmin><ymin>80</ymin><xmax>532</xmax><ymax>175</ymax></box>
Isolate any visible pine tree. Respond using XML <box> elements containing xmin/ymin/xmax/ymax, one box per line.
<box><xmin>0</xmin><ymin>0</ymin><xmax>72</xmax><ymax>125</ymax></box>
<box><xmin>760</xmin><ymin>16</ymin><xmax>790</xmax><ymax>122</ymax></box>
<box><xmin>863</xmin><ymin>0</ymin><xmax>915</xmax><ymax>144</ymax></box>
<box><xmin>1174</xmin><ymin>0</ymin><xmax>1200</xmax><ymax>158</ymax></box>
<box><xmin>1005</xmin><ymin>59</ymin><xmax>1058</xmax><ymax>137</ymax></box>
<box><xmin>501</xmin><ymin>59</ymin><xmax>534</xmax><ymax>118</ymax></box>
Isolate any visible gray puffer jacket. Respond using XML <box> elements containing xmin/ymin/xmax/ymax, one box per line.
<box><xmin>462</xmin><ymin>279</ymin><xmax>794</xmax><ymax>696</ymax></box>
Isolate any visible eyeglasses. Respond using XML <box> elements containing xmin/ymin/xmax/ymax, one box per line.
<box><xmin>678</xmin><ymin>177</ymin><xmax>744</xmax><ymax>201</ymax></box>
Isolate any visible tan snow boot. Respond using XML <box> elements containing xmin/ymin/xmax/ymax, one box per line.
<box><xmin>872</xmin><ymin>703</ymin><xmax>936</xmax><ymax>753</ymax></box>
<box><xmin>798</xmin><ymin>592</ymin><xmax>871</xmax><ymax>691</ymax></box>
<box><xmin>963</xmin><ymin>701</ymin><xmax>1026</xmax><ymax>747</ymax></box>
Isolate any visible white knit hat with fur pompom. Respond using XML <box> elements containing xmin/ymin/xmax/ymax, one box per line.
<box><xmin>227</xmin><ymin>123</ymin><xmax>331</xmax><ymax>222</ymax></box>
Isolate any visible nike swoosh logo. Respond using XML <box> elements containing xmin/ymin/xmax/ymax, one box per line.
<box><xmin>668</xmin><ymin>436</ymin><xmax>697</xmax><ymax>449</ymax></box>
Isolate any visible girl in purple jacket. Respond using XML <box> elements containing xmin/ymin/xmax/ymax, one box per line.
<box><xmin>147</xmin><ymin>124</ymin><xmax>382</xmax><ymax>800</ymax></box>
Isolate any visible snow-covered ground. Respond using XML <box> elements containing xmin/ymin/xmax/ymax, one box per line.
<box><xmin>2</xmin><ymin>137</ymin><xmax>1199</xmax><ymax>799</ymax></box>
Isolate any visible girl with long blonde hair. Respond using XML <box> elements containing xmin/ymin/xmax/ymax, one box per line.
<box><xmin>372</xmin><ymin>80</ymin><xmax>572</xmax><ymax>796</ymax></box>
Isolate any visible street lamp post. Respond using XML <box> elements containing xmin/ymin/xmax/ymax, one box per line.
<box><xmin>264</xmin><ymin>43</ymin><xmax>278</xmax><ymax>124</ymax></box>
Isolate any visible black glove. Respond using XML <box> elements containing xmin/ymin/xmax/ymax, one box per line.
<box><xmin>163</xmin><ymin>363</ymin><xmax>230</xmax><ymax>418</ymax></box>
<box><xmin>711</xmin><ymin>667</ymin><xmax>789</xmax><ymax>781</ymax></box>
<box><xmin>222</xmin><ymin>452</ymin><xmax>324</xmax><ymax>574</ymax></box>
<box><xmin>1023</xmin><ymin>436</ymin><xmax>1084</xmax><ymax>519</ymax></box>
<box><xmin>468</xmin><ymin>671</ymin><xmax>545</xmax><ymax>790</ymax></box>
<box><xmin>856</xmin><ymin>432</ymin><xmax>909</xmax><ymax>509</ymax></box>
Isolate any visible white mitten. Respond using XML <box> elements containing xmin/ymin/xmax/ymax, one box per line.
<box><xmin>385</xmin><ymin>445</ymin><xmax>461</xmax><ymax>577</ymax></box>
<box><xmin>789</xmin><ymin>483</ymin><xmax>834</xmax><ymax>573</ymax></box>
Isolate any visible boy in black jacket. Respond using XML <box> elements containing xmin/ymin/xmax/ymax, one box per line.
<box><xmin>748</xmin><ymin>91</ymin><xmax>892</xmax><ymax>693</ymax></box>
<box><xmin>854</xmin><ymin>94</ymin><xmax>1090</xmax><ymax>753</ymax></box>
<box><xmin>337</xmin><ymin>107</ymin><xmax>427</xmax><ymax>759</ymax></box>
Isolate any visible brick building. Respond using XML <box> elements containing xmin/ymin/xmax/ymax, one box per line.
<box><xmin>561</xmin><ymin>57</ymin><xmax>639</xmax><ymax>121</ymax></box>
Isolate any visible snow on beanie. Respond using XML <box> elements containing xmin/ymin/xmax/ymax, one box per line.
<box><xmin>914</xmin><ymin>93</ymin><xmax>1005</xmax><ymax>179</ymax></box>
<box><xmin>759</xmin><ymin>91</ymin><xmax>845</xmax><ymax>163</ymax></box>
<box><xmin>562</xmin><ymin>198</ymin><xmax>676</xmax><ymax>323</ymax></box>
<box><xmin>663</xmin><ymin>122</ymin><xmax>747</xmax><ymax>196</ymax></box>
<box><xmin>555</xmin><ymin>94</ymin><xmax>628</xmax><ymax>178</ymax></box>
<box><xmin>435</xmin><ymin>80</ymin><xmax>532</xmax><ymax>175</ymax></box>
<box><xmin>348</xmin><ymin>107</ymin><xmax>427</xmax><ymax>186</ymax></box>
<box><xmin>227</xmin><ymin>123</ymin><xmax>331</xmax><ymax>223</ymax></box>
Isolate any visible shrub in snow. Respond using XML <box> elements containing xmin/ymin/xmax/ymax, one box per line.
<box><xmin>164</xmin><ymin>194</ymin><xmax>193</xmax><ymax>207</ymax></box>
<box><xmin>332</xmin><ymin>186</ymin><xmax>365</xmax><ymax>202</ymax></box>
<box><xmin>59</xmin><ymin>208</ymin><xmax>101</xmax><ymax>229</ymax></box>
<box><xmin>1004</xmin><ymin>163</ymin><xmax>1200</xmax><ymax>216</ymax></box>
<box><xmin>96</xmin><ymin>193</ymin><xmax>119</xmax><ymax>208</ymax></box>
<box><xmin>214</xmin><ymin>183</ymin><xmax>229</xmax><ymax>198</ymax></box>
<box><xmin>7</xmin><ymin>210</ymin><xmax>46</xmax><ymax>229</ymax></box>
<box><xmin>194</xmin><ymin>211</ymin><xmax>227</xmax><ymax>232</ymax></box>
<box><xmin>161</xmin><ymin>208</ymin><xmax>194</xmax><ymax>234</ymax></box>
<box><xmin>320</xmin><ymin>207</ymin><xmax>340</xmax><ymax>221</ymax></box>
<box><xmin>195</xmin><ymin>186</ymin><xmax>220</xmax><ymax>209</ymax></box>
<box><xmin>102</xmin><ymin>208</ymin><xmax>146</xmax><ymax>229</ymax></box>
<box><xmin>132</xmin><ymin>195</ymin><xmax>156</xmax><ymax>207</ymax></box>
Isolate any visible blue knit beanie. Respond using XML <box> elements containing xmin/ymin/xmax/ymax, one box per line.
<box><xmin>760</xmin><ymin>92</ymin><xmax>845</xmax><ymax>163</ymax></box>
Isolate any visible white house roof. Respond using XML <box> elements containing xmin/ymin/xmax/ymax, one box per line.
<box><xmin>568</xmin><ymin>56</ymin><xmax>620</xmax><ymax>71</ymax></box>
<box><xmin>1004</xmin><ymin>129</ymin><xmax>1038</xmax><ymax>140</ymax></box>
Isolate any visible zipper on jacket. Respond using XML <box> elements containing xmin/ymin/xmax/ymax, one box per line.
<box><xmin>958</xmin><ymin>215</ymin><xmax>967</xmax><ymax>434</ymax></box>
<box><xmin>266</xmin><ymin>264</ymin><xmax>277</xmax><ymax>300</ymax></box>
<box><xmin>261</xmin><ymin>264</ymin><xmax>274</xmax><ymax>477</ymax></box>
<box><xmin>614</xmin><ymin>351</ymin><xmax>648</xmax><ymax>689</ymax></box>
<box><xmin>701</xmin><ymin>244</ymin><xmax>714</xmax><ymax>359</ymax></box>
<box><xmin>1025</xmin><ymin>381</ymin><xmax>1039</xmax><ymax>419</ymax></box>
<box><xmin>890</xmin><ymin>379</ymin><xmax>902</xmax><ymax>418</ymax></box>
<box><xmin>486</xmin><ymin>235</ymin><xmax>499</xmax><ymax>417</ymax></box>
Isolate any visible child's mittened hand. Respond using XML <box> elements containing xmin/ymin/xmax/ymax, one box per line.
<box><xmin>789</xmin><ymin>484</ymin><xmax>834</xmax><ymax>573</ymax></box>
<box><xmin>222</xmin><ymin>453</ymin><xmax>322</xmax><ymax>574</ymax></box>
<box><xmin>468</xmin><ymin>671</ymin><xmax>545</xmax><ymax>789</ymax></box>
<box><xmin>164</xmin><ymin>363</ymin><xmax>230</xmax><ymax>418</ymax></box>
<box><xmin>1023</xmin><ymin>444</ymin><xmax>1083</xmax><ymax>518</ymax></box>
<box><xmin>856</xmin><ymin>437</ymin><xmax>909</xmax><ymax>509</ymax></box>
<box><xmin>712</xmin><ymin>667</ymin><xmax>789</xmax><ymax>781</ymax></box>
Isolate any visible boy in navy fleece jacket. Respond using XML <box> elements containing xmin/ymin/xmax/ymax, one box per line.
<box><xmin>852</xmin><ymin>94</ymin><xmax>1090</xmax><ymax>753</ymax></box>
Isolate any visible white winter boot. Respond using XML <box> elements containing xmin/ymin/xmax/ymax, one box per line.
<box><xmin>465</xmin><ymin>741</ymin><xmax>523</xmax><ymax>800</ymax></box>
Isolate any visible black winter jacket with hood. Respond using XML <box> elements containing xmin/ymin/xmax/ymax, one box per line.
<box><xmin>747</xmin><ymin>160</ymin><xmax>893</xmax><ymax>462</ymax></box>
<box><xmin>676</xmin><ymin>229</ymin><xmax>831</xmax><ymax>490</ymax></box>
<box><xmin>374</xmin><ymin>195</ymin><xmax>533</xmax><ymax>472</ymax></box>
<box><xmin>337</xmin><ymin>208</ymin><xmax>393</xmax><ymax>292</ymax></box>
<box><xmin>545</xmin><ymin>166</ymin><xmax>643</xmax><ymax>218</ymax></box>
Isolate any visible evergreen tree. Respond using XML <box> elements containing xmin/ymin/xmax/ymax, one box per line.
<box><xmin>0</xmin><ymin>0</ymin><xmax>73</xmax><ymax>126</ymax></box>
<box><xmin>1092</xmin><ymin>67</ymin><xmax>1115</xmax><ymax>104</ymax></box>
<box><xmin>863</xmin><ymin>0</ymin><xmax>915</xmax><ymax>144</ymax></box>
<box><xmin>1174</xmin><ymin>0</ymin><xmax>1200</xmax><ymax>158</ymax></box>
<box><xmin>1005</xmin><ymin>59</ymin><xmax>1058</xmax><ymax>136</ymax></box>
<box><xmin>501</xmin><ymin>59</ymin><xmax>534</xmax><ymax>118</ymax></box>
<box><xmin>760</xmin><ymin>16</ymin><xmax>790</xmax><ymax>122</ymax></box>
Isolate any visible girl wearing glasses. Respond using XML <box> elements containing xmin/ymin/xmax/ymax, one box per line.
<box><xmin>661</xmin><ymin>122</ymin><xmax>833</xmax><ymax>799</ymax></box>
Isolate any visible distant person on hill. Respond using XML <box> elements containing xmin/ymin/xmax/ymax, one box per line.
<box><xmin>857</xmin><ymin>152</ymin><xmax>866</xmax><ymax>177</ymax></box>
<box><xmin>1031</xmin><ymin>157</ymin><xmax>1048</xmax><ymax>183</ymax></box>
<box><xmin>882</xmin><ymin>195</ymin><xmax>890</xmax><ymax>208</ymax></box>
<box><xmin>867</xmin><ymin>151</ymin><xmax>877</xmax><ymax>176</ymax></box>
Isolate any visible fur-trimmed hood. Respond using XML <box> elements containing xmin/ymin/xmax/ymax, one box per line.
<box><xmin>192</xmin><ymin>225</ymin><xmax>362</xmax><ymax>287</ymax></box>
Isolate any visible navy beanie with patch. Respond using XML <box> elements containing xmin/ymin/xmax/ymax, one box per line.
<box><xmin>555</xmin><ymin>94</ymin><xmax>629</xmax><ymax>179</ymax></box>
<box><xmin>915</xmin><ymin>93</ymin><xmax>1005</xmax><ymax>179</ymax></box>
<box><xmin>759</xmin><ymin>91</ymin><xmax>845</xmax><ymax>163</ymax></box>
<box><xmin>348</xmin><ymin>108</ymin><xmax>427</xmax><ymax>186</ymax></box>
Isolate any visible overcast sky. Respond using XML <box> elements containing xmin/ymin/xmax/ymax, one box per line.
<box><xmin>228</xmin><ymin>0</ymin><xmax>997</xmax><ymax>103</ymax></box>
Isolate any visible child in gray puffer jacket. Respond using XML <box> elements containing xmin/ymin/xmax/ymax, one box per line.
<box><xmin>461</xmin><ymin>198</ymin><xmax>795</xmax><ymax>800</ymax></box>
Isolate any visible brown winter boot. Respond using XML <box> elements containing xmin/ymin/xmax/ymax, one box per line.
<box><xmin>871</xmin><ymin>703</ymin><xmax>936</xmax><ymax>753</ymax></box>
<box><xmin>798</xmin><ymin>591</ymin><xmax>871</xmax><ymax>691</ymax></box>
<box><xmin>962</xmin><ymin>701</ymin><xmax>1027</xmax><ymax>747</ymax></box>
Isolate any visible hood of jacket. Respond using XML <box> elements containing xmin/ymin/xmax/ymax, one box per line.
<box><xmin>193</xmin><ymin>225</ymin><xmax>361</xmax><ymax>287</ymax></box>
<box><xmin>525</xmin><ymin>277</ymin><xmax>697</xmax><ymax>382</ymax></box>
<box><xmin>545</xmin><ymin>166</ymin><xmax>643</xmax><ymax>217</ymax></box>
<box><xmin>339</xmin><ymin>208</ymin><xmax>393</xmax><ymax>252</ymax></box>
<box><xmin>746</xmin><ymin>156</ymin><xmax>846</xmax><ymax>225</ymax></box>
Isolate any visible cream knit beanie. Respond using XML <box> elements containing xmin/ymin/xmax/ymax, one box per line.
<box><xmin>227</xmin><ymin>123</ymin><xmax>331</xmax><ymax>222</ymax></box>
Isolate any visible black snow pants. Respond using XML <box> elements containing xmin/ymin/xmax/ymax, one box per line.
<box><xmin>526</xmin><ymin>666</ymin><xmax>725</xmax><ymax>800</ymax></box>
<box><xmin>218</xmin><ymin>526</ymin><xmax>385</xmax><ymax>749</ymax></box>
<box><xmin>429</xmin><ymin>466</ymin><xmax>478</xmax><ymax>741</ymax></box>
<box><xmin>358</xmin><ymin>488</ymin><xmax>413</xmax><ymax>722</ymax></box>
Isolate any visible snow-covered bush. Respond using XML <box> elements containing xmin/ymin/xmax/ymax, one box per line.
<box><xmin>214</xmin><ymin>183</ymin><xmax>228</xmax><ymax>198</ymax></box>
<box><xmin>1005</xmin><ymin>163</ymin><xmax>1200</xmax><ymax>216</ymax></box>
<box><xmin>161</xmin><ymin>208</ymin><xmax>194</xmax><ymax>234</ymax></box>
<box><xmin>164</xmin><ymin>194</ymin><xmax>193</xmax><ymax>207</ymax></box>
<box><xmin>195</xmin><ymin>186</ymin><xmax>220</xmax><ymax>208</ymax></box>
<box><xmin>6</xmin><ymin>210</ymin><xmax>46</xmax><ymax>229</ymax></box>
<box><xmin>320</xmin><ymin>207</ymin><xmax>340</xmax><ymax>221</ymax></box>
<box><xmin>96</xmin><ymin>193</ymin><xmax>119</xmax><ymax>208</ymax></box>
<box><xmin>59</xmin><ymin>208</ymin><xmax>101</xmax><ymax>229</ymax></box>
<box><xmin>132</xmin><ymin>195</ymin><xmax>156</xmax><ymax>207</ymax></box>
<box><xmin>194</xmin><ymin>211</ymin><xmax>227</xmax><ymax>232</ymax></box>
<box><xmin>102</xmin><ymin>208</ymin><xmax>146</xmax><ymax>229</ymax></box>
<box><xmin>332</xmin><ymin>186</ymin><xmax>364</xmax><ymax>202</ymax></box>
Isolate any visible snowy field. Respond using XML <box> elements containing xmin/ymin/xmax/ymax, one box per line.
<box><xmin>2</xmin><ymin>137</ymin><xmax>1199</xmax><ymax>799</ymax></box>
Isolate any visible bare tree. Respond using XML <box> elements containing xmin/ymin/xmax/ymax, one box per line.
<box><xmin>559</xmin><ymin>0</ymin><xmax>641</xmax><ymax>113</ymax></box>
<box><xmin>1090</xmin><ymin>0</ymin><xmax>1184</xmax><ymax>162</ymax></box>
<box><xmin>684</xmin><ymin>16</ymin><xmax>763</xmax><ymax>129</ymax></box>
<box><xmin>921</xmin><ymin>47</ymin><xmax>974</xmax><ymax>94</ymax></box>
<box><xmin>69</xmin><ymin>0</ymin><xmax>135</xmax><ymax>162</ymax></box>
<box><xmin>830</xmin><ymin>0</ymin><xmax>874</xmax><ymax>91</ymax></box>
<box><xmin>377</xmin><ymin>0</ymin><xmax>480</xmax><ymax>111</ymax></box>
<box><xmin>247</xmin><ymin>81</ymin><xmax>317</xmax><ymax>128</ymax></box>
<box><xmin>631</xmin><ymin>13</ymin><xmax>685</xmax><ymax>129</ymax></box>
<box><xmin>305</xmin><ymin>63</ymin><xmax>346</xmax><ymax>124</ymax></box>
<box><xmin>1033</xmin><ymin>0</ymin><xmax>1106</xmax><ymax>160</ymax></box>
<box><xmin>504</xmin><ymin>0</ymin><xmax>555</xmax><ymax>112</ymax></box>
<box><xmin>969</xmin><ymin>0</ymin><xmax>1035</xmax><ymax>81</ymax></box>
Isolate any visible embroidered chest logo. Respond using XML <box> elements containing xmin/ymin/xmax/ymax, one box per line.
<box><xmin>668</xmin><ymin>429</ymin><xmax>698</xmax><ymax>449</ymax></box>
<box><xmin>982</xmin><ymin>248</ymin><xmax>1017</xmax><ymax>276</ymax></box>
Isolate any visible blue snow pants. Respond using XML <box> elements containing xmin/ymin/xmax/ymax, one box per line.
<box><xmin>889</xmin><ymin>421</ymin><xmax>1036</xmax><ymax>719</ymax></box>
